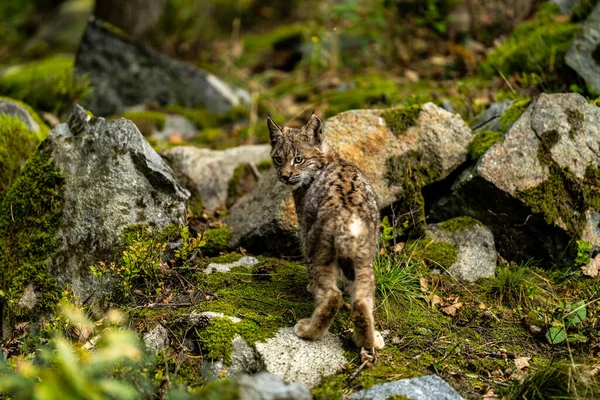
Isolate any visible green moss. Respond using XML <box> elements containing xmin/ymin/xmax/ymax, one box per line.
<box><xmin>207</xmin><ymin>253</ymin><xmax>243</xmax><ymax>264</ymax></box>
<box><xmin>467</xmin><ymin>130</ymin><xmax>503</xmax><ymax>161</ymax></box>
<box><xmin>386</xmin><ymin>150</ymin><xmax>442</xmax><ymax>236</ymax></box>
<box><xmin>164</xmin><ymin>104</ymin><xmax>247</xmax><ymax>131</ymax></box>
<box><xmin>256</xmin><ymin>159</ymin><xmax>272</xmax><ymax>171</ymax></box>
<box><xmin>192</xmin><ymin>128</ymin><xmax>234</xmax><ymax>150</ymax></box>
<box><xmin>499</xmin><ymin>99</ymin><xmax>531</xmax><ymax>133</ymax></box>
<box><xmin>191</xmin><ymin>378</ymin><xmax>239</xmax><ymax>400</ymax></box>
<box><xmin>201</xmin><ymin>226</ymin><xmax>231</xmax><ymax>257</ymax></box>
<box><xmin>515</xmin><ymin>130</ymin><xmax>600</xmax><ymax>238</ymax></box>
<box><xmin>0</xmin><ymin>96</ymin><xmax>50</xmax><ymax>140</ymax></box>
<box><xmin>227</xmin><ymin>164</ymin><xmax>246</xmax><ymax>203</ymax></box>
<box><xmin>566</xmin><ymin>108</ymin><xmax>584</xmax><ymax>139</ymax></box>
<box><xmin>116</xmin><ymin>110</ymin><xmax>167</xmax><ymax>137</ymax></box>
<box><xmin>478</xmin><ymin>4</ymin><xmax>580</xmax><ymax>79</ymax></box>
<box><xmin>571</xmin><ymin>0</ymin><xmax>600</xmax><ymax>22</ymax></box>
<box><xmin>382</xmin><ymin>105</ymin><xmax>422</xmax><ymax>136</ymax></box>
<box><xmin>0</xmin><ymin>116</ymin><xmax>41</xmax><ymax>199</ymax></box>
<box><xmin>409</xmin><ymin>239</ymin><xmax>458</xmax><ymax>270</ymax></box>
<box><xmin>0</xmin><ymin>56</ymin><xmax>91</xmax><ymax>114</ymax></box>
<box><xmin>438</xmin><ymin>216</ymin><xmax>483</xmax><ymax>233</ymax></box>
<box><xmin>0</xmin><ymin>147</ymin><xmax>64</xmax><ymax>326</ymax></box>
<box><xmin>193</xmin><ymin>258</ymin><xmax>319</xmax><ymax>363</ymax></box>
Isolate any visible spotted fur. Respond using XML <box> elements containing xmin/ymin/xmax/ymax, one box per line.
<box><xmin>268</xmin><ymin>113</ymin><xmax>384</xmax><ymax>350</ymax></box>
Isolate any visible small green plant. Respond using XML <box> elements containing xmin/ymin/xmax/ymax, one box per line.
<box><xmin>545</xmin><ymin>300</ymin><xmax>588</xmax><ymax>344</ymax></box>
<box><xmin>575</xmin><ymin>240</ymin><xmax>592</xmax><ymax>266</ymax></box>
<box><xmin>380</xmin><ymin>216</ymin><xmax>395</xmax><ymax>245</ymax></box>
<box><xmin>373</xmin><ymin>254</ymin><xmax>421</xmax><ymax>318</ymax></box>
<box><xmin>492</xmin><ymin>262</ymin><xmax>538</xmax><ymax>307</ymax></box>
<box><xmin>0</xmin><ymin>307</ymin><xmax>153</xmax><ymax>400</ymax></box>
<box><xmin>91</xmin><ymin>225</ymin><xmax>205</xmax><ymax>301</ymax></box>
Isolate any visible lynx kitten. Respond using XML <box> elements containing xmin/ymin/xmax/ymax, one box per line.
<box><xmin>267</xmin><ymin>113</ymin><xmax>384</xmax><ymax>350</ymax></box>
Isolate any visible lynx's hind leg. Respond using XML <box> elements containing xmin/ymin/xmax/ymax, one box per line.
<box><xmin>350</xmin><ymin>264</ymin><xmax>384</xmax><ymax>350</ymax></box>
<box><xmin>294</xmin><ymin>261</ymin><xmax>342</xmax><ymax>341</ymax></box>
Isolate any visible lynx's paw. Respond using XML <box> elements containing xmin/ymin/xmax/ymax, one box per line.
<box><xmin>294</xmin><ymin>318</ymin><xmax>314</xmax><ymax>339</ymax></box>
<box><xmin>373</xmin><ymin>330</ymin><xmax>385</xmax><ymax>350</ymax></box>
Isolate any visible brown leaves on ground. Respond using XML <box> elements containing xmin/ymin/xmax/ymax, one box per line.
<box><xmin>426</xmin><ymin>292</ymin><xmax>464</xmax><ymax>316</ymax></box>
<box><xmin>581</xmin><ymin>253</ymin><xmax>600</xmax><ymax>277</ymax></box>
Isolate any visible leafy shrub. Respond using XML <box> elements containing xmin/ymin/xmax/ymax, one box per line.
<box><xmin>201</xmin><ymin>226</ymin><xmax>231</xmax><ymax>257</ymax></box>
<box><xmin>0</xmin><ymin>56</ymin><xmax>91</xmax><ymax>114</ymax></box>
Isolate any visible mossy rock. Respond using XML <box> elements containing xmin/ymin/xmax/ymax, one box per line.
<box><xmin>467</xmin><ymin>130</ymin><xmax>503</xmax><ymax>161</ymax></box>
<box><xmin>438</xmin><ymin>216</ymin><xmax>483</xmax><ymax>233</ymax></box>
<box><xmin>0</xmin><ymin>146</ymin><xmax>64</xmax><ymax>335</ymax></box>
<box><xmin>0</xmin><ymin>115</ymin><xmax>43</xmax><ymax>199</ymax></box>
<box><xmin>382</xmin><ymin>105</ymin><xmax>422</xmax><ymax>136</ymax></box>
<box><xmin>0</xmin><ymin>55</ymin><xmax>91</xmax><ymax>115</ymax></box>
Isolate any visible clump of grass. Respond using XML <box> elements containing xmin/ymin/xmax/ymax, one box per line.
<box><xmin>373</xmin><ymin>254</ymin><xmax>422</xmax><ymax>317</ymax></box>
<box><xmin>506</xmin><ymin>361</ymin><xmax>600</xmax><ymax>399</ymax></box>
<box><xmin>492</xmin><ymin>261</ymin><xmax>539</xmax><ymax>307</ymax></box>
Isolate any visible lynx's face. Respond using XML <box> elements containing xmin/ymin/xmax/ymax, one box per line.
<box><xmin>267</xmin><ymin>114</ymin><xmax>326</xmax><ymax>187</ymax></box>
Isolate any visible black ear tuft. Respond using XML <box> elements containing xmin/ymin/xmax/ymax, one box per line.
<box><xmin>305</xmin><ymin>113</ymin><xmax>323</xmax><ymax>144</ymax></box>
<box><xmin>267</xmin><ymin>115</ymin><xmax>282</xmax><ymax>145</ymax></box>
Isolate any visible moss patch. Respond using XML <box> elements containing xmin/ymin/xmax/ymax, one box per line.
<box><xmin>201</xmin><ymin>226</ymin><xmax>231</xmax><ymax>257</ymax></box>
<box><xmin>0</xmin><ymin>96</ymin><xmax>50</xmax><ymax>140</ymax></box>
<box><xmin>192</xmin><ymin>258</ymin><xmax>326</xmax><ymax>363</ymax></box>
<box><xmin>499</xmin><ymin>99</ymin><xmax>531</xmax><ymax>133</ymax></box>
<box><xmin>438</xmin><ymin>216</ymin><xmax>483</xmax><ymax>233</ymax></box>
<box><xmin>382</xmin><ymin>105</ymin><xmax>422</xmax><ymax>136</ymax></box>
<box><xmin>478</xmin><ymin>4</ymin><xmax>580</xmax><ymax>79</ymax></box>
<box><xmin>0</xmin><ymin>56</ymin><xmax>91</xmax><ymax>114</ymax></box>
<box><xmin>515</xmin><ymin>127</ymin><xmax>600</xmax><ymax>239</ymax></box>
<box><xmin>408</xmin><ymin>238</ymin><xmax>458</xmax><ymax>270</ymax></box>
<box><xmin>0</xmin><ymin>146</ymin><xmax>64</xmax><ymax>327</ymax></box>
<box><xmin>566</xmin><ymin>108</ymin><xmax>584</xmax><ymax>139</ymax></box>
<box><xmin>571</xmin><ymin>0</ymin><xmax>600</xmax><ymax>22</ymax></box>
<box><xmin>467</xmin><ymin>130</ymin><xmax>503</xmax><ymax>161</ymax></box>
<box><xmin>386</xmin><ymin>150</ymin><xmax>442</xmax><ymax>236</ymax></box>
<box><xmin>0</xmin><ymin>116</ymin><xmax>41</xmax><ymax>199</ymax></box>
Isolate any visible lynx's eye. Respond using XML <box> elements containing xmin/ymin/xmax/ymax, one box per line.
<box><xmin>273</xmin><ymin>156</ymin><xmax>283</xmax><ymax>165</ymax></box>
<box><xmin>294</xmin><ymin>156</ymin><xmax>304</xmax><ymax>164</ymax></box>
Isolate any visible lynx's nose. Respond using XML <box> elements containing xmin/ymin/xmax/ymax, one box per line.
<box><xmin>281</xmin><ymin>173</ymin><xmax>291</xmax><ymax>182</ymax></box>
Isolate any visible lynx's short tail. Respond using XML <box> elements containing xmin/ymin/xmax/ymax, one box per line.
<box><xmin>334</xmin><ymin>214</ymin><xmax>369</xmax><ymax>281</ymax></box>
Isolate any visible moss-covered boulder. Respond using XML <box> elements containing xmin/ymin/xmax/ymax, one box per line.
<box><xmin>227</xmin><ymin>105</ymin><xmax>472</xmax><ymax>255</ymax></box>
<box><xmin>75</xmin><ymin>19</ymin><xmax>248</xmax><ymax>116</ymax></box>
<box><xmin>0</xmin><ymin>105</ymin><xmax>189</xmax><ymax>337</ymax></box>
<box><xmin>431</xmin><ymin>93</ymin><xmax>600</xmax><ymax>265</ymax></box>
<box><xmin>0</xmin><ymin>98</ymin><xmax>49</xmax><ymax>199</ymax></box>
<box><xmin>162</xmin><ymin>145</ymin><xmax>270</xmax><ymax>212</ymax></box>
<box><xmin>427</xmin><ymin>217</ymin><xmax>497</xmax><ymax>282</ymax></box>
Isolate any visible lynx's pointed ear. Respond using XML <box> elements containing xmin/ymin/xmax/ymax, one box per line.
<box><xmin>305</xmin><ymin>112</ymin><xmax>323</xmax><ymax>145</ymax></box>
<box><xmin>267</xmin><ymin>115</ymin><xmax>282</xmax><ymax>145</ymax></box>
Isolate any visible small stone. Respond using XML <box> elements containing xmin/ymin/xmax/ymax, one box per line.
<box><xmin>143</xmin><ymin>324</ymin><xmax>169</xmax><ymax>353</ymax></box>
<box><xmin>16</xmin><ymin>284</ymin><xmax>40</xmax><ymax>311</ymax></box>
<box><xmin>204</xmin><ymin>256</ymin><xmax>260</xmax><ymax>274</ymax></box>
<box><xmin>237</xmin><ymin>372</ymin><xmax>312</xmax><ymax>400</ymax></box>
<box><xmin>349</xmin><ymin>375</ymin><xmax>463</xmax><ymax>400</ymax></box>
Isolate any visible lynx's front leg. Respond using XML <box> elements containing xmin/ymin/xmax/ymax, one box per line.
<box><xmin>294</xmin><ymin>263</ymin><xmax>342</xmax><ymax>340</ymax></box>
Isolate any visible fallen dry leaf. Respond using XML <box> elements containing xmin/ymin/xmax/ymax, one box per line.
<box><xmin>514</xmin><ymin>356</ymin><xmax>531</xmax><ymax>370</ymax></box>
<box><xmin>419</xmin><ymin>276</ymin><xmax>429</xmax><ymax>292</ymax></box>
<box><xmin>394</xmin><ymin>242</ymin><xmax>405</xmax><ymax>254</ymax></box>
<box><xmin>427</xmin><ymin>293</ymin><xmax>442</xmax><ymax>307</ymax></box>
<box><xmin>441</xmin><ymin>302</ymin><xmax>464</xmax><ymax>316</ymax></box>
<box><xmin>582</xmin><ymin>254</ymin><xmax>600</xmax><ymax>277</ymax></box>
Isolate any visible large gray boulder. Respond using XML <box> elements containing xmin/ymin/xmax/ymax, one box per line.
<box><xmin>430</xmin><ymin>93</ymin><xmax>600</xmax><ymax>264</ymax></box>
<box><xmin>10</xmin><ymin>105</ymin><xmax>188</xmax><ymax>303</ymax></box>
<box><xmin>162</xmin><ymin>145</ymin><xmax>271</xmax><ymax>212</ymax></box>
<box><xmin>349</xmin><ymin>375</ymin><xmax>463</xmax><ymax>400</ymax></box>
<box><xmin>427</xmin><ymin>218</ymin><xmax>497</xmax><ymax>282</ymax></box>
<box><xmin>75</xmin><ymin>18</ymin><xmax>249</xmax><ymax>116</ymax></box>
<box><xmin>566</xmin><ymin>3</ymin><xmax>600</xmax><ymax>93</ymax></box>
<box><xmin>236</xmin><ymin>372</ymin><xmax>312</xmax><ymax>400</ymax></box>
<box><xmin>226</xmin><ymin>104</ymin><xmax>472</xmax><ymax>255</ymax></box>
